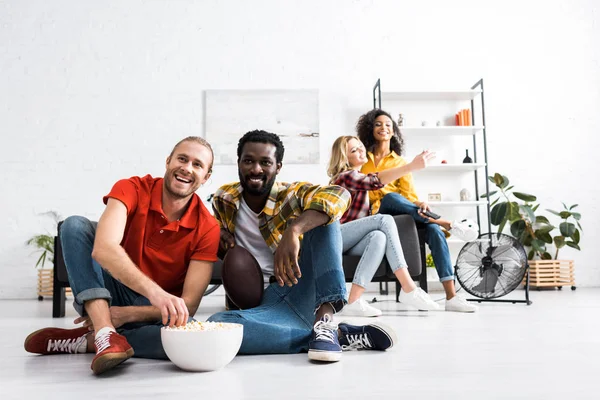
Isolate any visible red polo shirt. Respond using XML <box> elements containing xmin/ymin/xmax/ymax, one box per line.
<box><xmin>103</xmin><ymin>175</ymin><xmax>219</xmax><ymax>297</ymax></box>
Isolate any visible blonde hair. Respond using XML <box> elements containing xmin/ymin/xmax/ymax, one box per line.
<box><xmin>169</xmin><ymin>136</ymin><xmax>214</xmax><ymax>172</ymax></box>
<box><xmin>327</xmin><ymin>135</ymin><xmax>359</xmax><ymax>183</ymax></box>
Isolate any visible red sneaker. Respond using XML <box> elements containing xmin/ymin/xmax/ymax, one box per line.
<box><xmin>24</xmin><ymin>327</ymin><xmax>90</xmax><ymax>355</ymax></box>
<box><xmin>91</xmin><ymin>331</ymin><xmax>134</xmax><ymax>375</ymax></box>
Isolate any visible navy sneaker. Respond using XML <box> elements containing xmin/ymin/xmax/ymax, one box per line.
<box><xmin>338</xmin><ymin>321</ymin><xmax>397</xmax><ymax>351</ymax></box>
<box><xmin>308</xmin><ymin>315</ymin><xmax>342</xmax><ymax>362</ymax></box>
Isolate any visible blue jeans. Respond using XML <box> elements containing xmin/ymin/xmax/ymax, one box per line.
<box><xmin>378</xmin><ymin>193</ymin><xmax>454</xmax><ymax>282</ymax></box>
<box><xmin>207</xmin><ymin>222</ymin><xmax>347</xmax><ymax>354</ymax></box>
<box><xmin>60</xmin><ymin>215</ymin><xmax>177</xmax><ymax>360</ymax></box>
<box><xmin>341</xmin><ymin>214</ymin><xmax>408</xmax><ymax>288</ymax></box>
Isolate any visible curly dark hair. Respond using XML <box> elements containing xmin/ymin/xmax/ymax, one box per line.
<box><xmin>355</xmin><ymin>109</ymin><xmax>405</xmax><ymax>156</ymax></box>
<box><xmin>237</xmin><ymin>130</ymin><xmax>285</xmax><ymax>163</ymax></box>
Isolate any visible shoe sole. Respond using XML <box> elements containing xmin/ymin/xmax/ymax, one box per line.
<box><xmin>337</xmin><ymin>310</ymin><xmax>383</xmax><ymax>317</ymax></box>
<box><xmin>24</xmin><ymin>328</ymin><xmax>48</xmax><ymax>354</ymax></box>
<box><xmin>308</xmin><ymin>349</ymin><xmax>342</xmax><ymax>362</ymax></box>
<box><xmin>399</xmin><ymin>298</ymin><xmax>440</xmax><ymax>311</ymax></box>
<box><xmin>445</xmin><ymin>307</ymin><xmax>477</xmax><ymax>313</ymax></box>
<box><xmin>91</xmin><ymin>348</ymin><xmax>135</xmax><ymax>375</ymax></box>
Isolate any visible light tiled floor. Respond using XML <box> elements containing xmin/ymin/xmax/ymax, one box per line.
<box><xmin>3</xmin><ymin>288</ymin><xmax>599</xmax><ymax>399</ymax></box>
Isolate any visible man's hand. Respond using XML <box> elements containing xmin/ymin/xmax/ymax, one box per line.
<box><xmin>218</xmin><ymin>228</ymin><xmax>235</xmax><ymax>259</ymax></box>
<box><xmin>273</xmin><ymin>228</ymin><xmax>302</xmax><ymax>287</ymax></box>
<box><xmin>74</xmin><ymin>306</ymin><xmax>132</xmax><ymax>331</ymax></box>
<box><xmin>147</xmin><ymin>289</ymin><xmax>189</xmax><ymax>327</ymax></box>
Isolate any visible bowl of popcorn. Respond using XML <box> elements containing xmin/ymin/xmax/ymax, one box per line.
<box><xmin>161</xmin><ymin>321</ymin><xmax>243</xmax><ymax>372</ymax></box>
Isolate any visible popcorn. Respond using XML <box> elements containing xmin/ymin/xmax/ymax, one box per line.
<box><xmin>163</xmin><ymin>321</ymin><xmax>235</xmax><ymax>332</ymax></box>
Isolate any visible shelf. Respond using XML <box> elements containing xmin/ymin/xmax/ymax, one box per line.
<box><xmin>428</xmin><ymin>201</ymin><xmax>488</xmax><ymax>207</ymax></box>
<box><xmin>400</xmin><ymin>126</ymin><xmax>484</xmax><ymax>136</ymax></box>
<box><xmin>381</xmin><ymin>90</ymin><xmax>482</xmax><ymax>101</ymax></box>
<box><xmin>414</xmin><ymin>163</ymin><xmax>486</xmax><ymax>173</ymax></box>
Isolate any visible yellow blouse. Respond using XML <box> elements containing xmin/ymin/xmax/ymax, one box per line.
<box><xmin>360</xmin><ymin>151</ymin><xmax>419</xmax><ymax>213</ymax></box>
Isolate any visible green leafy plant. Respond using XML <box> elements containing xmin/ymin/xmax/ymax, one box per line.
<box><xmin>26</xmin><ymin>211</ymin><xmax>61</xmax><ymax>269</ymax></box>
<box><xmin>546</xmin><ymin>203</ymin><xmax>582</xmax><ymax>259</ymax></box>
<box><xmin>425</xmin><ymin>253</ymin><xmax>436</xmax><ymax>268</ymax></box>
<box><xmin>483</xmin><ymin>173</ymin><xmax>582</xmax><ymax>260</ymax></box>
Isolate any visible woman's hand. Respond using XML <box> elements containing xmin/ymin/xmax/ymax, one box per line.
<box><xmin>410</xmin><ymin>150</ymin><xmax>436</xmax><ymax>171</ymax></box>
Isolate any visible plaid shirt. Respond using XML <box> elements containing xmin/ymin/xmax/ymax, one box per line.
<box><xmin>212</xmin><ymin>181</ymin><xmax>350</xmax><ymax>252</ymax></box>
<box><xmin>332</xmin><ymin>169</ymin><xmax>384</xmax><ymax>224</ymax></box>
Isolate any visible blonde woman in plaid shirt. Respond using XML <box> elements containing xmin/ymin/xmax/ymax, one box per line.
<box><xmin>328</xmin><ymin>136</ymin><xmax>440</xmax><ymax>317</ymax></box>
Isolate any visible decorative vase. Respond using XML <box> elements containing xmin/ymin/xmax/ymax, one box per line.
<box><xmin>463</xmin><ymin>149</ymin><xmax>473</xmax><ymax>163</ymax></box>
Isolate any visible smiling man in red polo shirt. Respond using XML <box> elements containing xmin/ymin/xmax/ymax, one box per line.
<box><xmin>24</xmin><ymin>137</ymin><xmax>220</xmax><ymax>375</ymax></box>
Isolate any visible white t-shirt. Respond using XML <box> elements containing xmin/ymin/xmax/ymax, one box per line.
<box><xmin>234</xmin><ymin>197</ymin><xmax>275</xmax><ymax>284</ymax></box>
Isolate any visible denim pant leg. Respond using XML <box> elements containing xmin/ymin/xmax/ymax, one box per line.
<box><xmin>116</xmin><ymin>293</ymin><xmax>194</xmax><ymax>360</ymax></box>
<box><xmin>425</xmin><ymin>224</ymin><xmax>454</xmax><ymax>282</ymax></box>
<box><xmin>342</xmin><ymin>214</ymin><xmax>411</xmax><ymax>288</ymax></box>
<box><xmin>378</xmin><ymin>192</ymin><xmax>430</xmax><ymax>224</ymax></box>
<box><xmin>207</xmin><ymin>222</ymin><xmax>347</xmax><ymax>355</ymax></box>
<box><xmin>343</xmin><ymin>230</ymin><xmax>385</xmax><ymax>288</ymax></box>
<box><xmin>60</xmin><ymin>216</ymin><xmax>113</xmax><ymax>316</ymax></box>
<box><xmin>207</xmin><ymin>286</ymin><xmax>314</xmax><ymax>354</ymax></box>
<box><xmin>61</xmin><ymin>215</ymin><xmax>176</xmax><ymax>359</ymax></box>
<box><xmin>284</xmin><ymin>221</ymin><xmax>347</xmax><ymax>315</ymax></box>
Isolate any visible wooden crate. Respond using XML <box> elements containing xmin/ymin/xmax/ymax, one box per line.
<box><xmin>524</xmin><ymin>260</ymin><xmax>575</xmax><ymax>289</ymax></box>
<box><xmin>37</xmin><ymin>269</ymin><xmax>72</xmax><ymax>299</ymax></box>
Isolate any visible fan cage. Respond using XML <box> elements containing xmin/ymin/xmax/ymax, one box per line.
<box><xmin>455</xmin><ymin>233</ymin><xmax>528</xmax><ymax>299</ymax></box>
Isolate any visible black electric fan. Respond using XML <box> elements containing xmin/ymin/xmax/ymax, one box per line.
<box><xmin>455</xmin><ymin>233</ymin><xmax>532</xmax><ymax>305</ymax></box>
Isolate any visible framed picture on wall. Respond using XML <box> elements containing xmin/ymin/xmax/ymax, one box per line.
<box><xmin>205</xmin><ymin>89</ymin><xmax>320</xmax><ymax>164</ymax></box>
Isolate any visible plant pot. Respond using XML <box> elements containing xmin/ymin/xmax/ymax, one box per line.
<box><xmin>525</xmin><ymin>260</ymin><xmax>576</xmax><ymax>290</ymax></box>
<box><xmin>37</xmin><ymin>268</ymin><xmax>72</xmax><ymax>300</ymax></box>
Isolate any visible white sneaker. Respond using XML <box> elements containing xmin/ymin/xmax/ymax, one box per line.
<box><xmin>445</xmin><ymin>295</ymin><xmax>479</xmax><ymax>313</ymax></box>
<box><xmin>399</xmin><ymin>287</ymin><xmax>440</xmax><ymax>311</ymax></box>
<box><xmin>338</xmin><ymin>298</ymin><xmax>382</xmax><ymax>317</ymax></box>
<box><xmin>449</xmin><ymin>220</ymin><xmax>479</xmax><ymax>242</ymax></box>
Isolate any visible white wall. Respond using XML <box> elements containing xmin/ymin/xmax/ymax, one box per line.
<box><xmin>1</xmin><ymin>0</ymin><xmax>598</xmax><ymax>298</ymax></box>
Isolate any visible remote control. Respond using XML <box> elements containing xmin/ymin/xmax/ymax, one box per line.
<box><xmin>421</xmin><ymin>209</ymin><xmax>441</xmax><ymax>220</ymax></box>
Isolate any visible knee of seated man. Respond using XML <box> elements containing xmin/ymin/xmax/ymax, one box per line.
<box><xmin>61</xmin><ymin>215</ymin><xmax>92</xmax><ymax>236</ymax></box>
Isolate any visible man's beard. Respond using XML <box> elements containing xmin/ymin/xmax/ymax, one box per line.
<box><xmin>164</xmin><ymin>173</ymin><xmax>197</xmax><ymax>199</ymax></box>
<box><xmin>239</xmin><ymin>171</ymin><xmax>276</xmax><ymax>196</ymax></box>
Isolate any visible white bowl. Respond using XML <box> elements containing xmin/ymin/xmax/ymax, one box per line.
<box><xmin>160</xmin><ymin>323</ymin><xmax>243</xmax><ymax>372</ymax></box>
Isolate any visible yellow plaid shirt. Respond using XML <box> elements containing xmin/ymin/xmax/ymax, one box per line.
<box><xmin>360</xmin><ymin>151</ymin><xmax>419</xmax><ymax>213</ymax></box>
<box><xmin>212</xmin><ymin>181</ymin><xmax>350</xmax><ymax>252</ymax></box>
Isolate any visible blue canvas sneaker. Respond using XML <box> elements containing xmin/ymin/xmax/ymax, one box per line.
<box><xmin>308</xmin><ymin>315</ymin><xmax>342</xmax><ymax>362</ymax></box>
<box><xmin>338</xmin><ymin>322</ymin><xmax>397</xmax><ymax>351</ymax></box>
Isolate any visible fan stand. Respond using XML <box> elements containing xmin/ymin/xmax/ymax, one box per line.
<box><xmin>466</xmin><ymin>264</ymin><xmax>532</xmax><ymax>305</ymax></box>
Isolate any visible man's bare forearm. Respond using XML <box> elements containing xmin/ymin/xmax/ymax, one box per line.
<box><xmin>287</xmin><ymin>210</ymin><xmax>330</xmax><ymax>236</ymax></box>
<box><xmin>92</xmin><ymin>244</ymin><xmax>162</xmax><ymax>299</ymax></box>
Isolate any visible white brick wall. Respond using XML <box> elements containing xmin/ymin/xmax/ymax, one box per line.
<box><xmin>1</xmin><ymin>0</ymin><xmax>599</xmax><ymax>298</ymax></box>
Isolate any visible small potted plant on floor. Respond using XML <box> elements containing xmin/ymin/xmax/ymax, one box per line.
<box><xmin>26</xmin><ymin>211</ymin><xmax>61</xmax><ymax>299</ymax></box>
<box><xmin>482</xmin><ymin>173</ymin><xmax>582</xmax><ymax>290</ymax></box>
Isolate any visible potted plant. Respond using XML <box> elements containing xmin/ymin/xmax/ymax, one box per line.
<box><xmin>26</xmin><ymin>211</ymin><xmax>61</xmax><ymax>299</ymax></box>
<box><xmin>482</xmin><ymin>173</ymin><xmax>582</xmax><ymax>289</ymax></box>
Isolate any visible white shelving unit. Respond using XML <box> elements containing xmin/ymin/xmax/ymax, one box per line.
<box><xmin>381</xmin><ymin>90</ymin><xmax>482</xmax><ymax>101</ymax></box>
<box><xmin>414</xmin><ymin>163</ymin><xmax>486</xmax><ymax>172</ymax></box>
<box><xmin>372</xmin><ymin>79</ymin><xmax>495</xmax><ymax>286</ymax></box>
<box><xmin>401</xmin><ymin>126</ymin><xmax>484</xmax><ymax>136</ymax></box>
<box><xmin>373</xmin><ymin>78</ymin><xmax>492</xmax><ymax>235</ymax></box>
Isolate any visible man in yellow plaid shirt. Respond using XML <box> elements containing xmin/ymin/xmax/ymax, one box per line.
<box><xmin>208</xmin><ymin>130</ymin><xmax>397</xmax><ymax>362</ymax></box>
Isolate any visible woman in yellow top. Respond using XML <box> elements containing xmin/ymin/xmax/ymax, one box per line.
<box><xmin>357</xmin><ymin>108</ymin><xmax>478</xmax><ymax>313</ymax></box>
